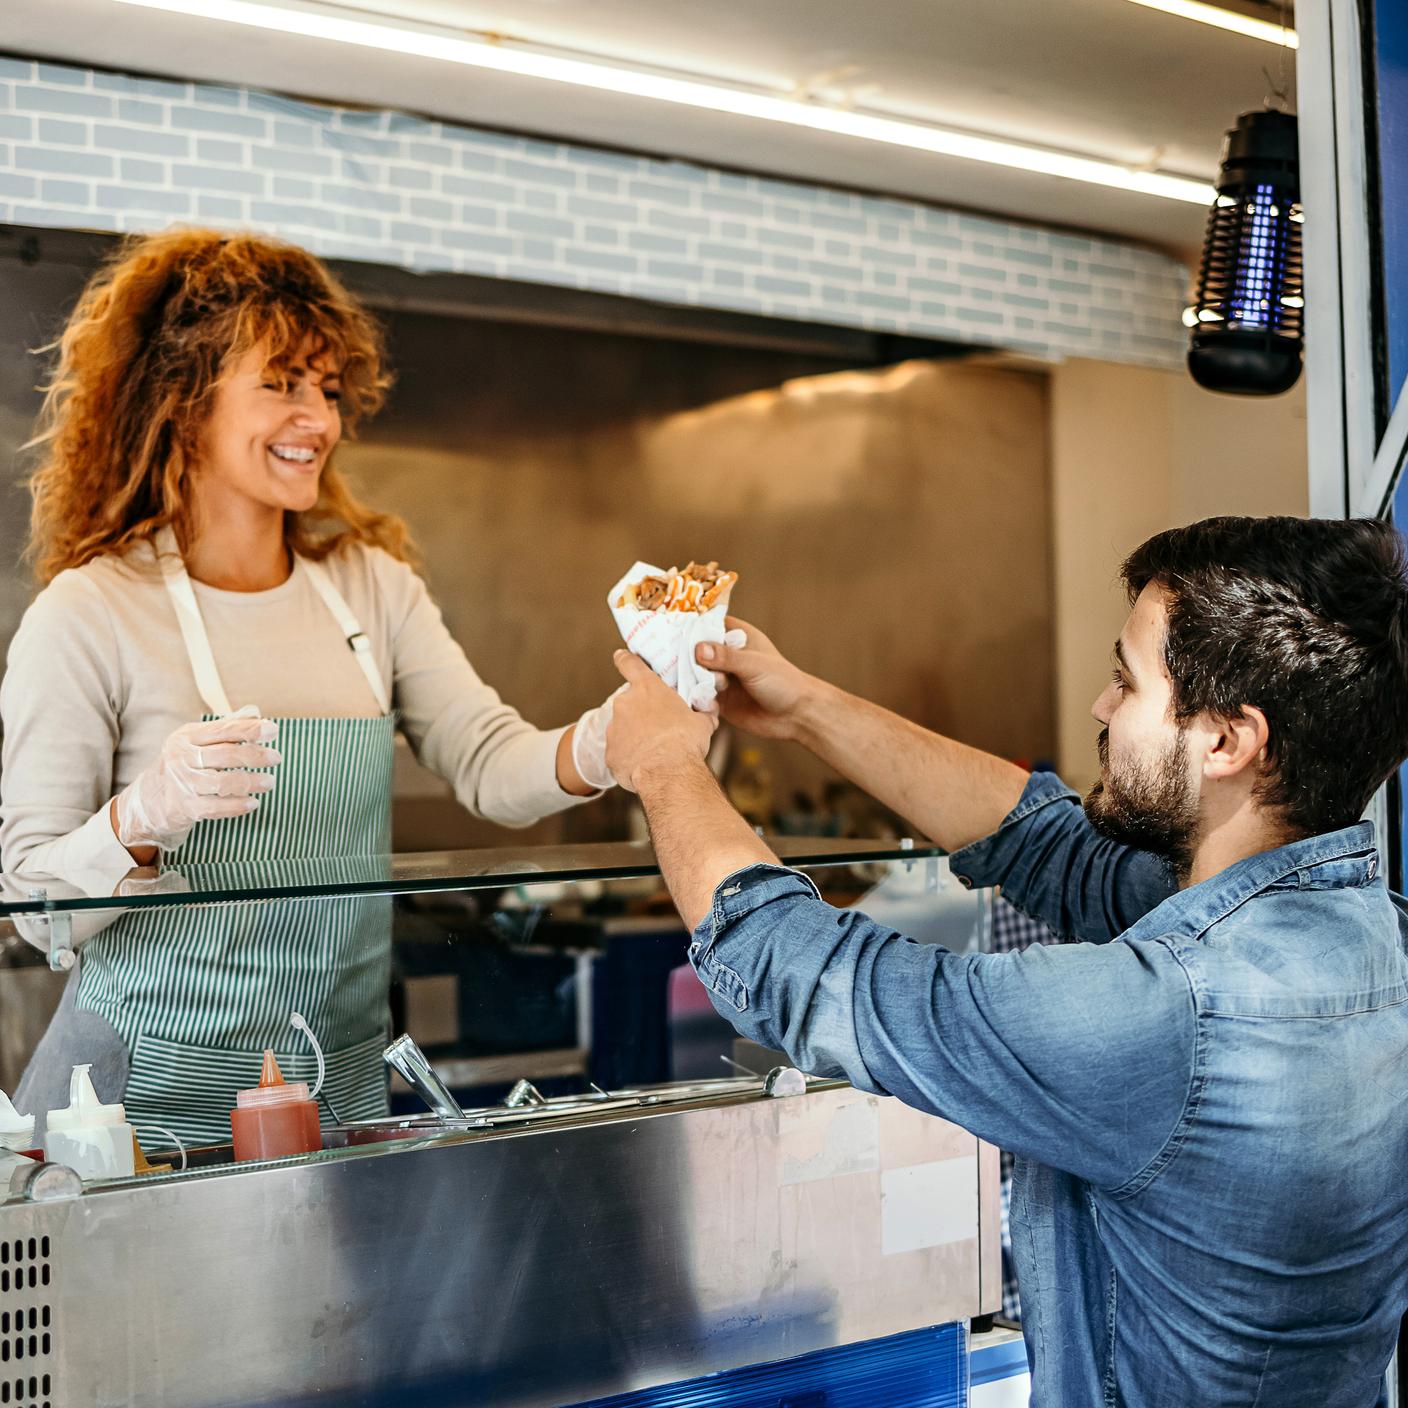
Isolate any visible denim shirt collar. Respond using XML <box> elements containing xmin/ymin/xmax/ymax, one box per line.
<box><xmin>1119</xmin><ymin>819</ymin><xmax>1381</xmax><ymax>946</ymax></box>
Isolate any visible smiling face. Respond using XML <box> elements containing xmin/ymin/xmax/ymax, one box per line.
<box><xmin>1085</xmin><ymin>582</ymin><xmax>1202</xmax><ymax>878</ymax></box>
<box><xmin>198</xmin><ymin>340</ymin><xmax>343</xmax><ymax>517</ymax></box>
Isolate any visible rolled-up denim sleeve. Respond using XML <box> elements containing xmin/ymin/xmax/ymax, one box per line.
<box><xmin>949</xmin><ymin>770</ymin><xmax>1177</xmax><ymax>943</ymax></box>
<box><xmin>690</xmin><ymin>863</ymin><xmax>1195</xmax><ymax>1192</ymax></box>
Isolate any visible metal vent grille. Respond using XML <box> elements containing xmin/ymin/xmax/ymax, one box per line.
<box><xmin>0</xmin><ymin>1236</ymin><xmax>54</xmax><ymax>1408</ymax></box>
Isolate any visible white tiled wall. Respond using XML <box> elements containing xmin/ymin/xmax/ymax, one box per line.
<box><xmin>0</xmin><ymin>56</ymin><xmax>1192</xmax><ymax>369</ymax></box>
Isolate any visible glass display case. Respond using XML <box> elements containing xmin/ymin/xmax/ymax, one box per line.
<box><xmin>0</xmin><ymin>838</ymin><xmax>997</xmax><ymax>1408</ymax></box>
<box><xmin>0</xmin><ymin>837</ymin><xmax>986</xmax><ymax>1121</ymax></box>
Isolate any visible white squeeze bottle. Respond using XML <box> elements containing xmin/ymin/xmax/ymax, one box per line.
<box><xmin>44</xmin><ymin>1065</ymin><xmax>136</xmax><ymax>1180</ymax></box>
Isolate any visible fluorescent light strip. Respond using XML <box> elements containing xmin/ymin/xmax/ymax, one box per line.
<box><xmin>111</xmin><ymin>0</ymin><xmax>1216</xmax><ymax>205</ymax></box>
<box><xmin>1125</xmin><ymin>0</ymin><xmax>1298</xmax><ymax>49</ymax></box>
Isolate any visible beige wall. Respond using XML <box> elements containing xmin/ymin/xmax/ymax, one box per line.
<box><xmin>340</xmin><ymin>315</ymin><xmax>1057</xmax><ymax>847</ymax></box>
<box><xmin>1050</xmin><ymin>359</ymin><xmax>1309</xmax><ymax>794</ymax></box>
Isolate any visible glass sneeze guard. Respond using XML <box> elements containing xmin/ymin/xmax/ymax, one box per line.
<box><xmin>0</xmin><ymin>835</ymin><xmax>944</xmax><ymax>916</ymax></box>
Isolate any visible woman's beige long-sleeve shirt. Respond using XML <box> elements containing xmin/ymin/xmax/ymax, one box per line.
<box><xmin>0</xmin><ymin>541</ymin><xmax>585</xmax><ymax>876</ymax></box>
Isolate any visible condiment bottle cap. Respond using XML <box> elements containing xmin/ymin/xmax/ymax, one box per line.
<box><xmin>47</xmin><ymin>1064</ymin><xmax>128</xmax><ymax>1131</ymax></box>
<box><xmin>236</xmin><ymin>1049</ymin><xmax>310</xmax><ymax>1109</ymax></box>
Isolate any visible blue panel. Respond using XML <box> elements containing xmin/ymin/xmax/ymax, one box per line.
<box><xmin>1374</xmin><ymin>0</ymin><xmax>1408</xmax><ymax>419</ymax></box>
<box><xmin>570</xmin><ymin>1322</ymin><xmax>967</xmax><ymax>1408</ymax></box>
<box><xmin>969</xmin><ymin>1337</ymin><xmax>1030</xmax><ymax>1388</ymax></box>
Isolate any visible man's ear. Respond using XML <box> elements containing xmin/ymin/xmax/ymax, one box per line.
<box><xmin>1202</xmin><ymin>706</ymin><xmax>1271</xmax><ymax>782</ymax></box>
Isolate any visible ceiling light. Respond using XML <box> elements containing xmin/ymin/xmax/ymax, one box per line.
<box><xmin>111</xmin><ymin>0</ymin><xmax>1216</xmax><ymax>205</ymax></box>
<box><xmin>1125</xmin><ymin>0</ymin><xmax>1298</xmax><ymax>49</ymax></box>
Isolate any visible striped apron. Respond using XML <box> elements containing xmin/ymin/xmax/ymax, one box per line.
<box><xmin>72</xmin><ymin>535</ymin><xmax>397</xmax><ymax>1145</ymax></box>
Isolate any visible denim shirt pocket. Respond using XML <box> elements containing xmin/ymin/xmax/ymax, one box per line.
<box><xmin>689</xmin><ymin>877</ymin><xmax>755</xmax><ymax>1013</ymax></box>
<box><xmin>690</xmin><ymin>935</ymin><xmax>749</xmax><ymax>1012</ymax></box>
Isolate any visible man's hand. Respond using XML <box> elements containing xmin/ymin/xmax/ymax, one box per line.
<box><xmin>607</xmin><ymin>651</ymin><xmax>719</xmax><ymax>793</ymax></box>
<box><xmin>694</xmin><ymin>617</ymin><xmax>822</xmax><ymax>741</ymax></box>
<box><xmin>609</xmin><ymin>649</ymin><xmax>775</xmax><ymax>931</ymax></box>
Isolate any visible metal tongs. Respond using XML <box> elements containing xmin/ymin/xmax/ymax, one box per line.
<box><xmin>383</xmin><ymin>1034</ymin><xmax>465</xmax><ymax>1121</ymax></box>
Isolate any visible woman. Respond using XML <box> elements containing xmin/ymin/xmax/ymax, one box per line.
<box><xmin>1</xmin><ymin>229</ymin><xmax>617</xmax><ymax>1143</ymax></box>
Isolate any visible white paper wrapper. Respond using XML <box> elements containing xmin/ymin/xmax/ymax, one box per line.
<box><xmin>609</xmin><ymin>561</ymin><xmax>733</xmax><ymax>710</ymax></box>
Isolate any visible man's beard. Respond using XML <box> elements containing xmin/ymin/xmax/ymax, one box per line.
<box><xmin>1084</xmin><ymin>725</ymin><xmax>1200</xmax><ymax>882</ymax></box>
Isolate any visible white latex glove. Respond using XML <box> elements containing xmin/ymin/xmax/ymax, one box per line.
<box><xmin>113</xmin><ymin>704</ymin><xmax>282</xmax><ymax>851</ymax></box>
<box><xmin>571</xmin><ymin>686</ymin><xmax>627</xmax><ymax>792</ymax></box>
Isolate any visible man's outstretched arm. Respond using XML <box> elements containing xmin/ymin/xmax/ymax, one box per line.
<box><xmin>610</xmin><ymin>629</ymin><xmax>1173</xmax><ymax>947</ymax></box>
<box><xmin>694</xmin><ymin>619</ymin><xmax>1174</xmax><ymax>941</ymax></box>
<box><xmin>695</xmin><ymin>619</ymin><xmax>1028</xmax><ymax>854</ymax></box>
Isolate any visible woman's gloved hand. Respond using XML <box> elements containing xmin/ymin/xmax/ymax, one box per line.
<box><xmin>113</xmin><ymin>705</ymin><xmax>282</xmax><ymax>851</ymax></box>
<box><xmin>571</xmin><ymin>685</ymin><xmax>627</xmax><ymax>792</ymax></box>
<box><xmin>572</xmin><ymin>629</ymin><xmax>747</xmax><ymax>791</ymax></box>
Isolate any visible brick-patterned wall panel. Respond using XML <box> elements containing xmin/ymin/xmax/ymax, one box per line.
<box><xmin>0</xmin><ymin>56</ymin><xmax>1191</xmax><ymax>368</ymax></box>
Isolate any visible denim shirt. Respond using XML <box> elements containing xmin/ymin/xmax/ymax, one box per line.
<box><xmin>688</xmin><ymin>771</ymin><xmax>1408</xmax><ymax>1407</ymax></box>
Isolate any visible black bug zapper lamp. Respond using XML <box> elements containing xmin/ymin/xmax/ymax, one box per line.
<box><xmin>1186</xmin><ymin>108</ymin><xmax>1303</xmax><ymax>395</ymax></box>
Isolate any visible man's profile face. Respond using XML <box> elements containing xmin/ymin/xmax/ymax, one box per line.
<box><xmin>1084</xmin><ymin>584</ymin><xmax>1201</xmax><ymax>878</ymax></box>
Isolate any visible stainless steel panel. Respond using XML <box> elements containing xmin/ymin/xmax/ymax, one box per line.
<box><xmin>1</xmin><ymin>1083</ymin><xmax>995</xmax><ymax>1407</ymax></box>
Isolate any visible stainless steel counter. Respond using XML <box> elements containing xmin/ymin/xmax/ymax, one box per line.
<box><xmin>0</xmin><ymin>1079</ymin><xmax>998</xmax><ymax>1408</ymax></box>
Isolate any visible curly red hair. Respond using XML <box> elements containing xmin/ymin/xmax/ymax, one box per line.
<box><xmin>26</xmin><ymin>227</ymin><xmax>410</xmax><ymax>583</ymax></box>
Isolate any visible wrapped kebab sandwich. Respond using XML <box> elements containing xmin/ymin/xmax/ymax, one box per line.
<box><xmin>609</xmin><ymin>560</ymin><xmax>742</xmax><ymax>709</ymax></box>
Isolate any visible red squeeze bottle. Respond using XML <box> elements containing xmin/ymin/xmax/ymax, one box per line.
<box><xmin>231</xmin><ymin>1050</ymin><xmax>322</xmax><ymax>1162</ymax></box>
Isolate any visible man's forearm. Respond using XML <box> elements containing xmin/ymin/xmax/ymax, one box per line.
<box><xmin>792</xmin><ymin>680</ymin><xmax>1029</xmax><ymax>852</ymax></box>
<box><xmin>634</xmin><ymin>757</ymin><xmax>777</xmax><ymax>931</ymax></box>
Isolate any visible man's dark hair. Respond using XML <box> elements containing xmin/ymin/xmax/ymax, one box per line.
<box><xmin>1121</xmin><ymin>516</ymin><xmax>1408</xmax><ymax>838</ymax></box>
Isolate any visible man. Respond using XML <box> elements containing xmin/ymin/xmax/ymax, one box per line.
<box><xmin>605</xmin><ymin>516</ymin><xmax>1408</xmax><ymax>1408</ymax></box>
